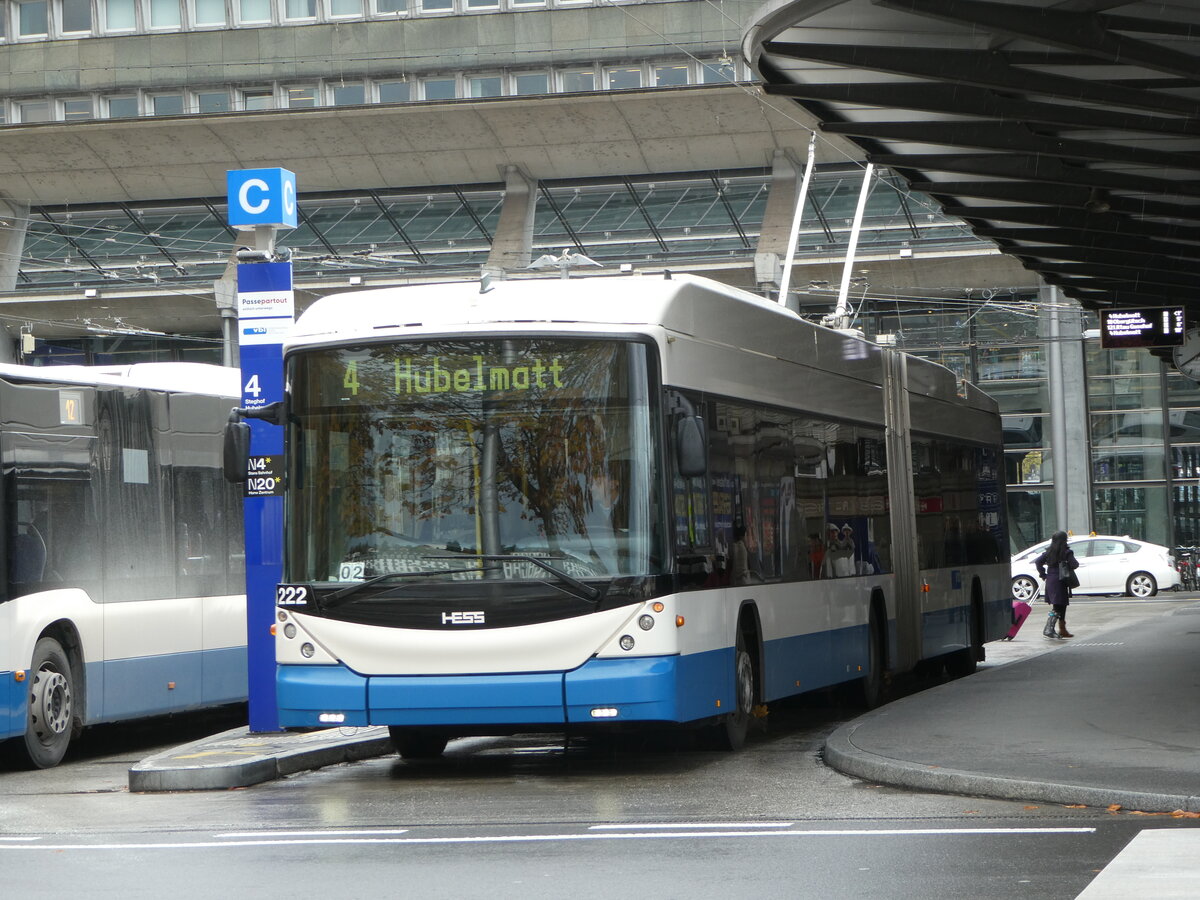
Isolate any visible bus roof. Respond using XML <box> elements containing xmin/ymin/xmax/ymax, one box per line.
<box><xmin>0</xmin><ymin>362</ymin><xmax>240</xmax><ymax>397</ymax></box>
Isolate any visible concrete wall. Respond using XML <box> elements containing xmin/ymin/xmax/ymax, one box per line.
<box><xmin>0</xmin><ymin>2</ymin><xmax>742</xmax><ymax>97</ymax></box>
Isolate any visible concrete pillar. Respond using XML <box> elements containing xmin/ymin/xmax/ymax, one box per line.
<box><xmin>753</xmin><ymin>150</ymin><xmax>801</xmax><ymax>300</ymax></box>
<box><xmin>0</xmin><ymin>197</ymin><xmax>30</xmax><ymax>293</ymax></box>
<box><xmin>483</xmin><ymin>166</ymin><xmax>537</xmax><ymax>277</ymax></box>
<box><xmin>1043</xmin><ymin>283</ymin><xmax>1092</xmax><ymax>535</ymax></box>
<box><xmin>214</xmin><ymin>240</ymin><xmax>245</xmax><ymax>369</ymax></box>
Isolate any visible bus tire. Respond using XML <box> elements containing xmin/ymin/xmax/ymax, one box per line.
<box><xmin>21</xmin><ymin>637</ymin><xmax>75</xmax><ymax>769</ymax></box>
<box><xmin>854</xmin><ymin>603</ymin><xmax>886</xmax><ymax>709</ymax></box>
<box><xmin>709</xmin><ymin>626</ymin><xmax>755</xmax><ymax>751</ymax></box>
<box><xmin>946</xmin><ymin>591</ymin><xmax>983</xmax><ymax>677</ymax></box>
<box><xmin>388</xmin><ymin>727</ymin><xmax>448</xmax><ymax>760</ymax></box>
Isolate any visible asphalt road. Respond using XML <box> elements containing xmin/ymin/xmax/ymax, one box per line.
<box><xmin>2</xmin><ymin>597</ymin><xmax>1197</xmax><ymax>899</ymax></box>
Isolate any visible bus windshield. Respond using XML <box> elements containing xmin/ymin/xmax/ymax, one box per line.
<box><xmin>285</xmin><ymin>337</ymin><xmax>658</xmax><ymax>585</ymax></box>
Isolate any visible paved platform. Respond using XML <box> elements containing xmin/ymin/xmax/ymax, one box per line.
<box><xmin>825</xmin><ymin>597</ymin><xmax>1200</xmax><ymax>813</ymax></box>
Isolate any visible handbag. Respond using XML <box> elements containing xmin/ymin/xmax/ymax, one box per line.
<box><xmin>1058</xmin><ymin>560</ymin><xmax>1079</xmax><ymax>589</ymax></box>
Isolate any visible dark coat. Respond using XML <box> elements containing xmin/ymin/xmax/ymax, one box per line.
<box><xmin>1036</xmin><ymin>548</ymin><xmax>1078</xmax><ymax>606</ymax></box>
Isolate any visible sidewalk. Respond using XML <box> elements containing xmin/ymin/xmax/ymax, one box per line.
<box><xmin>825</xmin><ymin>596</ymin><xmax>1200</xmax><ymax>812</ymax></box>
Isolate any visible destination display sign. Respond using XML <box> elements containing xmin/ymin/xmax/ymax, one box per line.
<box><xmin>1100</xmin><ymin>307</ymin><xmax>1185</xmax><ymax>349</ymax></box>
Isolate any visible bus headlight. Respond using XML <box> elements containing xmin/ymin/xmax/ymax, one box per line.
<box><xmin>619</xmin><ymin>634</ymin><xmax>635</xmax><ymax>651</ymax></box>
<box><xmin>638</xmin><ymin>614</ymin><xmax>655</xmax><ymax>631</ymax></box>
<box><xmin>283</xmin><ymin>623</ymin><xmax>297</xmax><ymax>639</ymax></box>
<box><xmin>300</xmin><ymin>643</ymin><xmax>316</xmax><ymax>658</ymax></box>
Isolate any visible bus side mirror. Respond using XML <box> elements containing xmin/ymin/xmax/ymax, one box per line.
<box><xmin>676</xmin><ymin>415</ymin><xmax>707</xmax><ymax>478</ymax></box>
<box><xmin>223</xmin><ymin>411</ymin><xmax>250</xmax><ymax>483</ymax></box>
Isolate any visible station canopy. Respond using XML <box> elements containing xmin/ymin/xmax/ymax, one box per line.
<box><xmin>747</xmin><ymin>0</ymin><xmax>1200</xmax><ymax>317</ymax></box>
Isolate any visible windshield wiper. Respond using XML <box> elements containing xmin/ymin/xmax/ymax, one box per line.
<box><xmin>318</xmin><ymin>566</ymin><xmax>502</xmax><ymax>610</ymax></box>
<box><xmin>427</xmin><ymin>554</ymin><xmax>602</xmax><ymax>603</ymax></box>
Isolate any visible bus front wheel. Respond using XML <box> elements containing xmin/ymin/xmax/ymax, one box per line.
<box><xmin>708</xmin><ymin>628</ymin><xmax>754</xmax><ymax>751</ymax></box>
<box><xmin>22</xmin><ymin>637</ymin><xmax>75</xmax><ymax>769</ymax></box>
<box><xmin>388</xmin><ymin>727</ymin><xmax>448</xmax><ymax>760</ymax></box>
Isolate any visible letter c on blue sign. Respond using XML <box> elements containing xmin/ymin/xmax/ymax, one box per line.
<box><xmin>239</xmin><ymin>179</ymin><xmax>271</xmax><ymax>215</ymax></box>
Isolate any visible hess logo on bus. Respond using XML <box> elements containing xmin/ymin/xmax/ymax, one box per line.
<box><xmin>442</xmin><ymin>611</ymin><xmax>485</xmax><ymax>625</ymax></box>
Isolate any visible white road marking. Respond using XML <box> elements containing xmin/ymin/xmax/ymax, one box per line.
<box><xmin>0</xmin><ymin>837</ymin><xmax>40</xmax><ymax>842</ymax></box>
<box><xmin>1075</xmin><ymin>829</ymin><xmax>1200</xmax><ymax>899</ymax></box>
<box><xmin>588</xmin><ymin>822</ymin><xmax>793</xmax><ymax>830</ymax></box>
<box><xmin>0</xmin><ymin>825</ymin><xmax>1095</xmax><ymax>851</ymax></box>
<box><xmin>215</xmin><ymin>829</ymin><xmax>409</xmax><ymax>838</ymax></box>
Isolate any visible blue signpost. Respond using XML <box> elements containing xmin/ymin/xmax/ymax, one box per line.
<box><xmin>227</xmin><ymin>168</ymin><xmax>297</xmax><ymax>732</ymax></box>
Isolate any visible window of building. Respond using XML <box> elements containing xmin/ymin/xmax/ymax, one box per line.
<box><xmin>654</xmin><ymin>64</ymin><xmax>689</xmax><ymax>87</ymax></box>
<box><xmin>561</xmin><ymin>69</ymin><xmax>595</xmax><ymax>92</ymax></box>
<box><xmin>238</xmin><ymin>0</ymin><xmax>271</xmax><ymax>23</ymax></box>
<box><xmin>285</xmin><ymin>0</ymin><xmax>316</xmax><ymax>18</ymax></box>
<box><xmin>18</xmin><ymin>2</ymin><xmax>49</xmax><ymax>37</ymax></box>
<box><xmin>62</xmin><ymin>0</ymin><xmax>93</xmax><ymax>32</ymax></box>
<box><xmin>468</xmin><ymin>76</ymin><xmax>502</xmax><ymax>98</ymax></box>
<box><xmin>700</xmin><ymin>58</ymin><xmax>737</xmax><ymax>84</ymax></box>
<box><xmin>151</xmin><ymin>94</ymin><xmax>185</xmax><ymax>116</ymax></box>
<box><xmin>106</xmin><ymin>0</ymin><xmax>138</xmax><ymax>29</ymax></box>
<box><xmin>150</xmin><ymin>0</ymin><xmax>183</xmax><ymax>27</ymax></box>
<box><xmin>422</xmin><ymin>77</ymin><xmax>456</xmax><ymax>100</ymax></box>
<box><xmin>510</xmin><ymin>0</ymin><xmax>544</xmax><ymax>7</ymax></box>
<box><xmin>106</xmin><ymin>95</ymin><xmax>140</xmax><ymax>118</ymax></box>
<box><xmin>420</xmin><ymin>0</ymin><xmax>452</xmax><ymax>11</ymax></box>
<box><xmin>328</xmin><ymin>0</ymin><xmax>363</xmax><ymax>15</ymax></box>
<box><xmin>62</xmin><ymin>97</ymin><xmax>94</xmax><ymax>120</ymax></box>
<box><xmin>513</xmin><ymin>72</ymin><xmax>549</xmax><ymax>95</ymax></box>
<box><xmin>195</xmin><ymin>90</ymin><xmax>230</xmax><ymax>113</ymax></box>
<box><xmin>286</xmin><ymin>85</ymin><xmax>318</xmax><ymax>107</ymax></box>
<box><xmin>18</xmin><ymin>100</ymin><xmax>51</xmax><ymax>123</ymax></box>
<box><xmin>193</xmin><ymin>0</ymin><xmax>226</xmax><ymax>25</ymax></box>
<box><xmin>374</xmin><ymin>0</ymin><xmax>405</xmax><ymax>11</ymax></box>
<box><xmin>241</xmin><ymin>89</ymin><xmax>275</xmax><ymax>110</ymax></box>
<box><xmin>376</xmin><ymin>80</ymin><xmax>410</xmax><ymax>103</ymax></box>
<box><xmin>331</xmin><ymin>82</ymin><xmax>365</xmax><ymax>105</ymax></box>
<box><xmin>606</xmin><ymin>67</ymin><xmax>643</xmax><ymax>91</ymax></box>
<box><xmin>465</xmin><ymin>0</ymin><xmax>498</xmax><ymax>8</ymax></box>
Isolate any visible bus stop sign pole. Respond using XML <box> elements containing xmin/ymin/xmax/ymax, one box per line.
<box><xmin>227</xmin><ymin>168</ymin><xmax>297</xmax><ymax>733</ymax></box>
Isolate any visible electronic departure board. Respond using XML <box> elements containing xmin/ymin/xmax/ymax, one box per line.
<box><xmin>1099</xmin><ymin>307</ymin><xmax>1185</xmax><ymax>349</ymax></box>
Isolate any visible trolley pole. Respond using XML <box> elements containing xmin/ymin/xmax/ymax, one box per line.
<box><xmin>226</xmin><ymin>168</ymin><xmax>297</xmax><ymax>733</ymax></box>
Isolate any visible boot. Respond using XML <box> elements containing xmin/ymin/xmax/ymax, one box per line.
<box><xmin>1042</xmin><ymin>613</ymin><xmax>1060</xmax><ymax>639</ymax></box>
<box><xmin>1057</xmin><ymin>618</ymin><xmax>1073</xmax><ymax>638</ymax></box>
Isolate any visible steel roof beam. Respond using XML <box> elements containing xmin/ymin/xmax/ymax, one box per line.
<box><xmin>875</xmin><ymin>0</ymin><xmax>1200</xmax><ymax>79</ymax></box>
<box><xmin>871</xmin><ymin>154</ymin><xmax>1200</xmax><ymax>199</ymax></box>
<box><xmin>973</xmin><ymin>227</ymin><xmax>1200</xmax><ymax>261</ymax></box>
<box><xmin>763</xmin><ymin>82</ymin><xmax>1200</xmax><ymax>138</ymax></box>
<box><xmin>910</xmin><ymin>181</ymin><xmax>1200</xmax><ymax>221</ymax></box>
<box><xmin>943</xmin><ymin>205</ymin><xmax>1200</xmax><ymax>243</ymax></box>
<box><xmin>822</xmin><ymin>121</ymin><xmax>1200</xmax><ymax>171</ymax></box>
<box><xmin>761</xmin><ymin>42</ymin><xmax>1197</xmax><ymax>116</ymax></box>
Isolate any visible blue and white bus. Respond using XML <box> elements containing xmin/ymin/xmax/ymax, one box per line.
<box><xmin>0</xmin><ymin>363</ymin><xmax>246</xmax><ymax>768</ymax></box>
<box><xmin>266</xmin><ymin>274</ymin><xmax>1009</xmax><ymax>757</ymax></box>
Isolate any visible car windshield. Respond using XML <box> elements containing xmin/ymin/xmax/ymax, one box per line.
<box><xmin>284</xmin><ymin>337</ymin><xmax>659</xmax><ymax>585</ymax></box>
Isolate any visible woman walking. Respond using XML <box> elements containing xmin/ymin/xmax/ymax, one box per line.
<box><xmin>1036</xmin><ymin>531</ymin><xmax>1079</xmax><ymax>639</ymax></box>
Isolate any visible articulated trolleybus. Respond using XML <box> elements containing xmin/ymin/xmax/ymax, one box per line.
<box><xmin>270</xmin><ymin>274</ymin><xmax>1009</xmax><ymax>757</ymax></box>
<box><xmin>0</xmin><ymin>363</ymin><xmax>246</xmax><ymax>767</ymax></box>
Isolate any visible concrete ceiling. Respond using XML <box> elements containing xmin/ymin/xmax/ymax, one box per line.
<box><xmin>746</xmin><ymin>0</ymin><xmax>1200</xmax><ymax>315</ymax></box>
<box><xmin>0</xmin><ymin>84</ymin><xmax>861</xmax><ymax>206</ymax></box>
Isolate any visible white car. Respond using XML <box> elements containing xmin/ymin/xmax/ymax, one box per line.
<box><xmin>1010</xmin><ymin>535</ymin><xmax>1180</xmax><ymax>601</ymax></box>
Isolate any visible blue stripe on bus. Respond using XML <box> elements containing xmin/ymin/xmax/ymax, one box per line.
<box><xmin>0</xmin><ymin>673</ymin><xmax>19</xmax><ymax>741</ymax></box>
<box><xmin>88</xmin><ymin>647</ymin><xmax>247</xmax><ymax>725</ymax></box>
<box><xmin>274</xmin><ymin>600</ymin><xmax>985</xmax><ymax>731</ymax></box>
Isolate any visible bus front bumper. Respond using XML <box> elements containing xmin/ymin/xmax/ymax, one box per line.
<box><xmin>277</xmin><ymin>650</ymin><xmax>730</xmax><ymax>729</ymax></box>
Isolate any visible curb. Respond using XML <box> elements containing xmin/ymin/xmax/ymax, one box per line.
<box><xmin>128</xmin><ymin>726</ymin><xmax>395</xmax><ymax>792</ymax></box>
<box><xmin>823</xmin><ymin>721</ymin><xmax>1200</xmax><ymax>814</ymax></box>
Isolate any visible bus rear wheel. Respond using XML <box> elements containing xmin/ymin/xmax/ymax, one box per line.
<box><xmin>388</xmin><ymin>727</ymin><xmax>449</xmax><ymax>760</ymax></box>
<box><xmin>22</xmin><ymin>637</ymin><xmax>75</xmax><ymax>769</ymax></box>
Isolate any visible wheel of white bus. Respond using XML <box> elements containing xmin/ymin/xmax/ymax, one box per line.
<box><xmin>709</xmin><ymin>627</ymin><xmax>754</xmax><ymax>751</ymax></box>
<box><xmin>388</xmin><ymin>727</ymin><xmax>449</xmax><ymax>760</ymax></box>
<box><xmin>22</xmin><ymin>637</ymin><xmax>75</xmax><ymax>769</ymax></box>
<box><xmin>856</xmin><ymin>606</ymin><xmax>886</xmax><ymax>708</ymax></box>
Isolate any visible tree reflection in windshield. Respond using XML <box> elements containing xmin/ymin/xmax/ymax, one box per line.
<box><xmin>286</xmin><ymin>338</ymin><xmax>655</xmax><ymax>584</ymax></box>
